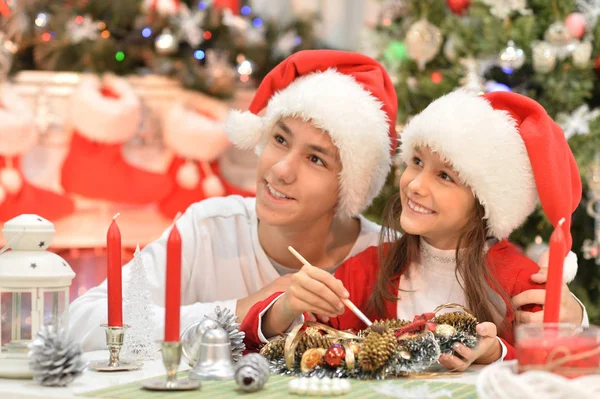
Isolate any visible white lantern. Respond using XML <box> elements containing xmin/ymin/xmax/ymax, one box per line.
<box><xmin>0</xmin><ymin>214</ymin><xmax>75</xmax><ymax>378</ymax></box>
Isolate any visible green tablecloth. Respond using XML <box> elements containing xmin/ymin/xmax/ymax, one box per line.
<box><xmin>79</xmin><ymin>373</ymin><xmax>478</xmax><ymax>399</ymax></box>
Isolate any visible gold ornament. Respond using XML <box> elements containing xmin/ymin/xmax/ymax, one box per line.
<box><xmin>434</xmin><ymin>324</ymin><xmax>456</xmax><ymax>338</ymax></box>
<box><xmin>405</xmin><ymin>19</ymin><xmax>442</xmax><ymax>70</ymax></box>
<box><xmin>532</xmin><ymin>41</ymin><xmax>557</xmax><ymax>73</ymax></box>
<box><xmin>300</xmin><ymin>348</ymin><xmax>326</xmax><ymax>373</ymax></box>
<box><xmin>358</xmin><ymin>328</ymin><xmax>396</xmax><ymax>372</ymax></box>
<box><xmin>431</xmin><ymin>312</ymin><xmax>477</xmax><ymax>335</ymax></box>
<box><xmin>259</xmin><ymin>336</ymin><xmax>285</xmax><ymax>360</ymax></box>
<box><xmin>572</xmin><ymin>41</ymin><xmax>593</xmax><ymax>69</ymax></box>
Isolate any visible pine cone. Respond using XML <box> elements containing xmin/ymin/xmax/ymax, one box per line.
<box><xmin>235</xmin><ymin>353</ymin><xmax>270</xmax><ymax>392</ymax></box>
<box><xmin>431</xmin><ymin>312</ymin><xmax>477</xmax><ymax>335</ymax></box>
<box><xmin>295</xmin><ymin>332</ymin><xmax>334</xmax><ymax>357</ymax></box>
<box><xmin>358</xmin><ymin>327</ymin><xmax>396</xmax><ymax>372</ymax></box>
<box><xmin>361</xmin><ymin>319</ymin><xmax>410</xmax><ymax>336</ymax></box>
<box><xmin>28</xmin><ymin>326</ymin><xmax>86</xmax><ymax>387</ymax></box>
<box><xmin>206</xmin><ymin>306</ymin><xmax>246</xmax><ymax>362</ymax></box>
<box><xmin>259</xmin><ymin>336</ymin><xmax>285</xmax><ymax>360</ymax></box>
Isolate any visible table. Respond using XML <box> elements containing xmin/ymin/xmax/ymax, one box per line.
<box><xmin>0</xmin><ymin>351</ymin><xmax>483</xmax><ymax>399</ymax></box>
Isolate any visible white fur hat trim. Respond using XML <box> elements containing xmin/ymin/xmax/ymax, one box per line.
<box><xmin>399</xmin><ymin>90</ymin><xmax>538</xmax><ymax>239</ymax></box>
<box><xmin>225</xmin><ymin>69</ymin><xmax>392</xmax><ymax>218</ymax></box>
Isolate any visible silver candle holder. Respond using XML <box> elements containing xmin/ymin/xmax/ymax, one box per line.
<box><xmin>141</xmin><ymin>341</ymin><xmax>202</xmax><ymax>391</ymax></box>
<box><xmin>88</xmin><ymin>324</ymin><xmax>142</xmax><ymax>371</ymax></box>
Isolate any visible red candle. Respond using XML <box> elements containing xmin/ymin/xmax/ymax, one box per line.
<box><xmin>107</xmin><ymin>213</ymin><xmax>123</xmax><ymax>327</ymax></box>
<box><xmin>164</xmin><ymin>222</ymin><xmax>182</xmax><ymax>342</ymax></box>
<box><xmin>543</xmin><ymin>218</ymin><xmax>566</xmax><ymax>323</ymax></box>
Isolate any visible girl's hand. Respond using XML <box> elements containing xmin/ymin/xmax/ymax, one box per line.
<box><xmin>262</xmin><ymin>265</ymin><xmax>349</xmax><ymax>337</ymax></box>
<box><xmin>439</xmin><ymin>322</ymin><xmax>502</xmax><ymax>371</ymax></box>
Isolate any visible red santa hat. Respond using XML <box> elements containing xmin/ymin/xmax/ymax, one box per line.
<box><xmin>400</xmin><ymin>90</ymin><xmax>582</xmax><ymax>282</ymax></box>
<box><xmin>225</xmin><ymin>50</ymin><xmax>398</xmax><ymax>218</ymax></box>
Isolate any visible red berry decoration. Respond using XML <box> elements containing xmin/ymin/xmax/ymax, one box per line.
<box><xmin>447</xmin><ymin>0</ymin><xmax>470</xmax><ymax>15</ymax></box>
<box><xmin>324</xmin><ymin>344</ymin><xmax>346</xmax><ymax>367</ymax></box>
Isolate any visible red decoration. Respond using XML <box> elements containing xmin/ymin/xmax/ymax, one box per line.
<box><xmin>446</xmin><ymin>0</ymin><xmax>471</xmax><ymax>15</ymax></box>
<box><xmin>594</xmin><ymin>54</ymin><xmax>600</xmax><ymax>75</ymax></box>
<box><xmin>396</xmin><ymin>312</ymin><xmax>436</xmax><ymax>337</ymax></box>
<box><xmin>213</xmin><ymin>0</ymin><xmax>240</xmax><ymax>15</ymax></box>
<box><xmin>431</xmin><ymin>71</ymin><xmax>443</xmax><ymax>84</ymax></box>
<box><xmin>324</xmin><ymin>344</ymin><xmax>346</xmax><ymax>367</ymax></box>
<box><xmin>565</xmin><ymin>13</ymin><xmax>586</xmax><ymax>39</ymax></box>
<box><xmin>107</xmin><ymin>215</ymin><xmax>123</xmax><ymax>327</ymax></box>
<box><xmin>0</xmin><ymin>1</ymin><xmax>11</xmax><ymax>17</ymax></box>
<box><xmin>164</xmin><ymin>221</ymin><xmax>182</xmax><ymax>342</ymax></box>
<box><xmin>543</xmin><ymin>218</ymin><xmax>566</xmax><ymax>323</ymax></box>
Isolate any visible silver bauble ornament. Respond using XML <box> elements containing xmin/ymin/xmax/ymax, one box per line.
<box><xmin>206</xmin><ymin>306</ymin><xmax>245</xmax><ymax>362</ymax></box>
<box><xmin>532</xmin><ymin>41</ymin><xmax>557</xmax><ymax>73</ymax></box>
<box><xmin>498</xmin><ymin>40</ymin><xmax>525</xmax><ymax>70</ymax></box>
<box><xmin>405</xmin><ymin>19</ymin><xmax>442</xmax><ymax>70</ymax></box>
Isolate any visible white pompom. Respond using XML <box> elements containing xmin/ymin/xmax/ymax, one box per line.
<box><xmin>562</xmin><ymin>251</ymin><xmax>578</xmax><ymax>283</ymax></box>
<box><xmin>176</xmin><ymin>161</ymin><xmax>200</xmax><ymax>190</ymax></box>
<box><xmin>202</xmin><ymin>175</ymin><xmax>226</xmax><ymax>197</ymax></box>
<box><xmin>225</xmin><ymin>110</ymin><xmax>264</xmax><ymax>150</ymax></box>
<box><xmin>0</xmin><ymin>168</ymin><xmax>23</xmax><ymax>194</ymax></box>
<box><xmin>537</xmin><ymin>250</ymin><xmax>578</xmax><ymax>283</ymax></box>
<box><xmin>0</xmin><ymin>184</ymin><xmax>6</xmax><ymax>205</ymax></box>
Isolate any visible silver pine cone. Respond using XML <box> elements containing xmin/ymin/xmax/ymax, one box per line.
<box><xmin>206</xmin><ymin>306</ymin><xmax>246</xmax><ymax>362</ymax></box>
<box><xmin>235</xmin><ymin>353</ymin><xmax>270</xmax><ymax>392</ymax></box>
<box><xmin>28</xmin><ymin>325</ymin><xmax>86</xmax><ymax>387</ymax></box>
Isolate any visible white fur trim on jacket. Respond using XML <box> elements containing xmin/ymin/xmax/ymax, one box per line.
<box><xmin>163</xmin><ymin>101</ymin><xmax>232</xmax><ymax>162</ymax></box>
<box><xmin>70</xmin><ymin>74</ymin><xmax>141</xmax><ymax>144</ymax></box>
<box><xmin>0</xmin><ymin>88</ymin><xmax>38</xmax><ymax>156</ymax></box>
<box><xmin>399</xmin><ymin>90</ymin><xmax>538</xmax><ymax>239</ymax></box>
<box><xmin>226</xmin><ymin>69</ymin><xmax>392</xmax><ymax>218</ymax></box>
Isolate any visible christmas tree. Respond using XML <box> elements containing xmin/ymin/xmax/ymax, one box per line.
<box><xmin>362</xmin><ymin>0</ymin><xmax>600</xmax><ymax>323</ymax></box>
<box><xmin>122</xmin><ymin>245</ymin><xmax>156</xmax><ymax>360</ymax></box>
<box><xmin>0</xmin><ymin>0</ymin><xmax>318</xmax><ymax>98</ymax></box>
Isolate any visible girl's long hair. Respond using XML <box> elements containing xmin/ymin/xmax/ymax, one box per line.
<box><xmin>369</xmin><ymin>193</ymin><xmax>509</xmax><ymax>337</ymax></box>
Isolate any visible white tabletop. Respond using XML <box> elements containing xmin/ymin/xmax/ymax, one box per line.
<box><xmin>0</xmin><ymin>350</ymin><xmax>482</xmax><ymax>399</ymax></box>
<box><xmin>0</xmin><ymin>350</ymin><xmax>191</xmax><ymax>399</ymax></box>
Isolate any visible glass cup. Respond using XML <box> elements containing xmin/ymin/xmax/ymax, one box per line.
<box><xmin>515</xmin><ymin>323</ymin><xmax>600</xmax><ymax>378</ymax></box>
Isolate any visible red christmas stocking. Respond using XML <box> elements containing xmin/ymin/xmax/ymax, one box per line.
<box><xmin>158</xmin><ymin>158</ymin><xmax>255</xmax><ymax>218</ymax></box>
<box><xmin>158</xmin><ymin>101</ymin><xmax>253</xmax><ymax>218</ymax></box>
<box><xmin>0</xmin><ymin>157</ymin><xmax>75</xmax><ymax>222</ymax></box>
<box><xmin>61</xmin><ymin>75</ymin><xmax>173</xmax><ymax>204</ymax></box>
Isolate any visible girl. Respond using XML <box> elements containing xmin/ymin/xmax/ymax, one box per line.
<box><xmin>241</xmin><ymin>90</ymin><xmax>582</xmax><ymax>369</ymax></box>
